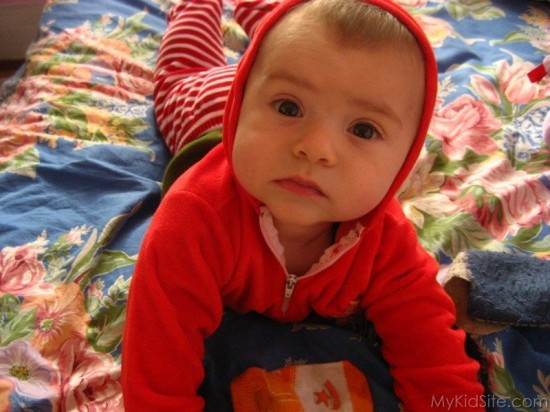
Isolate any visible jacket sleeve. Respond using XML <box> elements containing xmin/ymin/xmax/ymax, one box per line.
<box><xmin>362</xmin><ymin>204</ymin><xmax>485</xmax><ymax>412</ymax></box>
<box><xmin>121</xmin><ymin>190</ymin><xmax>234</xmax><ymax>411</ymax></box>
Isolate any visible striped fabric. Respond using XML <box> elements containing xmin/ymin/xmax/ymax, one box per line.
<box><xmin>154</xmin><ymin>0</ymin><xmax>276</xmax><ymax>155</ymax></box>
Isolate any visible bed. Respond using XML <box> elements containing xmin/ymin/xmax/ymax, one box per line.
<box><xmin>0</xmin><ymin>0</ymin><xmax>549</xmax><ymax>410</ymax></box>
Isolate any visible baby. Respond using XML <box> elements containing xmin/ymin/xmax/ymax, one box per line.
<box><xmin>122</xmin><ymin>0</ymin><xmax>485</xmax><ymax>410</ymax></box>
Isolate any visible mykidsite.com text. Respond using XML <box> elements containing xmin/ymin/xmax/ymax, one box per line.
<box><xmin>432</xmin><ymin>394</ymin><xmax>549</xmax><ymax>410</ymax></box>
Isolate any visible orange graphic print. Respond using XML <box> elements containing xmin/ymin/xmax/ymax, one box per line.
<box><xmin>314</xmin><ymin>379</ymin><xmax>341</xmax><ymax>409</ymax></box>
<box><xmin>231</xmin><ymin>361</ymin><xmax>374</xmax><ymax>411</ymax></box>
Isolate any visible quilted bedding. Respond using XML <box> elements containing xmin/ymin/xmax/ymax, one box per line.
<box><xmin>0</xmin><ymin>0</ymin><xmax>549</xmax><ymax>410</ymax></box>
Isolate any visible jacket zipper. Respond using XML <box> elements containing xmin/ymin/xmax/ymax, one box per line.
<box><xmin>258</xmin><ymin>207</ymin><xmax>363</xmax><ymax>314</ymax></box>
<box><xmin>282</xmin><ymin>274</ymin><xmax>298</xmax><ymax>313</ymax></box>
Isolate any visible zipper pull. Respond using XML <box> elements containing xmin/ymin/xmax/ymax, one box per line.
<box><xmin>282</xmin><ymin>274</ymin><xmax>298</xmax><ymax>314</ymax></box>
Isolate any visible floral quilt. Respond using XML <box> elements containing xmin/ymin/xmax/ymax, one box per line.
<box><xmin>0</xmin><ymin>0</ymin><xmax>549</xmax><ymax>410</ymax></box>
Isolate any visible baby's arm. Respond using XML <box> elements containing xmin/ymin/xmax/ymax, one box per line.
<box><xmin>121</xmin><ymin>190</ymin><xmax>233</xmax><ymax>410</ymax></box>
<box><xmin>363</xmin><ymin>205</ymin><xmax>484</xmax><ymax>411</ymax></box>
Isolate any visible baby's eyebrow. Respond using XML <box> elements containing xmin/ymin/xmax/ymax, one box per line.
<box><xmin>348</xmin><ymin>96</ymin><xmax>403</xmax><ymax>129</ymax></box>
<box><xmin>265</xmin><ymin>70</ymin><xmax>317</xmax><ymax>92</ymax></box>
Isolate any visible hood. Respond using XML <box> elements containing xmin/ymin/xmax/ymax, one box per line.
<box><xmin>223</xmin><ymin>0</ymin><xmax>438</xmax><ymax>227</ymax></box>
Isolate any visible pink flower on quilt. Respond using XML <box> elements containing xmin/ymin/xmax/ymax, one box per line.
<box><xmin>496</xmin><ymin>59</ymin><xmax>548</xmax><ymax>105</ymax></box>
<box><xmin>91</xmin><ymin>39</ymin><xmax>150</xmax><ymax>101</ymax></box>
<box><xmin>0</xmin><ymin>78</ymin><xmax>54</xmax><ymax>167</ymax></box>
<box><xmin>414</xmin><ymin>14</ymin><xmax>453</xmax><ymax>47</ymax></box>
<box><xmin>21</xmin><ymin>283</ymin><xmax>91</xmax><ymax>357</ymax></box>
<box><xmin>0</xmin><ymin>106</ymin><xmax>41</xmax><ymax>162</ymax></box>
<box><xmin>429</xmin><ymin>94</ymin><xmax>501</xmax><ymax>161</ymax></box>
<box><xmin>64</xmin><ymin>226</ymin><xmax>89</xmax><ymax>246</ymax></box>
<box><xmin>0</xmin><ymin>340</ymin><xmax>57</xmax><ymax>399</ymax></box>
<box><xmin>57</xmin><ymin>338</ymin><xmax>123</xmax><ymax>411</ymax></box>
<box><xmin>399</xmin><ymin>150</ymin><xmax>459</xmax><ymax>228</ymax></box>
<box><xmin>0</xmin><ymin>243</ymin><xmax>46</xmax><ymax>296</ymax></box>
<box><xmin>470</xmin><ymin>75</ymin><xmax>501</xmax><ymax>106</ymax></box>
<box><xmin>443</xmin><ymin>157</ymin><xmax>550</xmax><ymax>240</ymax></box>
<box><xmin>109</xmin><ymin>56</ymin><xmax>154</xmax><ymax>98</ymax></box>
<box><xmin>88</xmin><ymin>281</ymin><xmax>104</xmax><ymax>300</ymax></box>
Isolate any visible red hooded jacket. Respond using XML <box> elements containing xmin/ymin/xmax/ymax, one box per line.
<box><xmin>122</xmin><ymin>0</ymin><xmax>484</xmax><ymax>410</ymax></box>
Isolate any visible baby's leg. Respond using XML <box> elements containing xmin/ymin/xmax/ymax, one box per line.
<box><xmin>158</xmin><ymin>0</ymin><xmax>227</xmax><ymax>72</ymax></box>
<box><xmin>154</xmin><ymin>0</ymin><xmax>236</xmax><ymax>155</ymax></box>
<box><xmin>234</xmin><ymin>0</ymin><xmax>279</xmax><ymax>38</ymax></box>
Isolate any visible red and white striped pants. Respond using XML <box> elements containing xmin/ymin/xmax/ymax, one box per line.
<box><xmin>154</xmin><ymin>0</ymin><xmax>277</xmax><ymax>155</ymax></box>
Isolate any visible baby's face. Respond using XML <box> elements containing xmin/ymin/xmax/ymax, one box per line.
<box><xmin>232</xmin><ymin>19</ymin><xmax>425</xmax><ymax>232</ymax></box>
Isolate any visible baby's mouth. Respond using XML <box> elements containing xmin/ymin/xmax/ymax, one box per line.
<box><xmin>275</xmin><ymin>176</ymin><xmax>326</xmax><ymax>197</ymax></box>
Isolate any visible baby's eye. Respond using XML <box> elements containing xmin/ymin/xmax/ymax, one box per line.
<box><xmin>275</xmin><ymin>100</ymin><xmax>302</xmax><ymax>117</ymax></box>
<box><xmin>350</xmin><ymin>123</ymin><xmax>379</xmax><ymax>140</ymax></box>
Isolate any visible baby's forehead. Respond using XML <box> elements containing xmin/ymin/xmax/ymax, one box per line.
<box><xmin>259</xmin><ymin>12</ymin><xmax>423</xmax><ymax>73</ymax></box>
<box><xmin>267</xmin><ymin>0</ymin><xmax>420</xmax><ymax>51</ymax></box>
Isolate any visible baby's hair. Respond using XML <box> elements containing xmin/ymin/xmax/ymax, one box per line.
<box><xmin>283</xmin><ymin>0</ymin><xmax>419</xmax><ymax>51</ymax></box>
